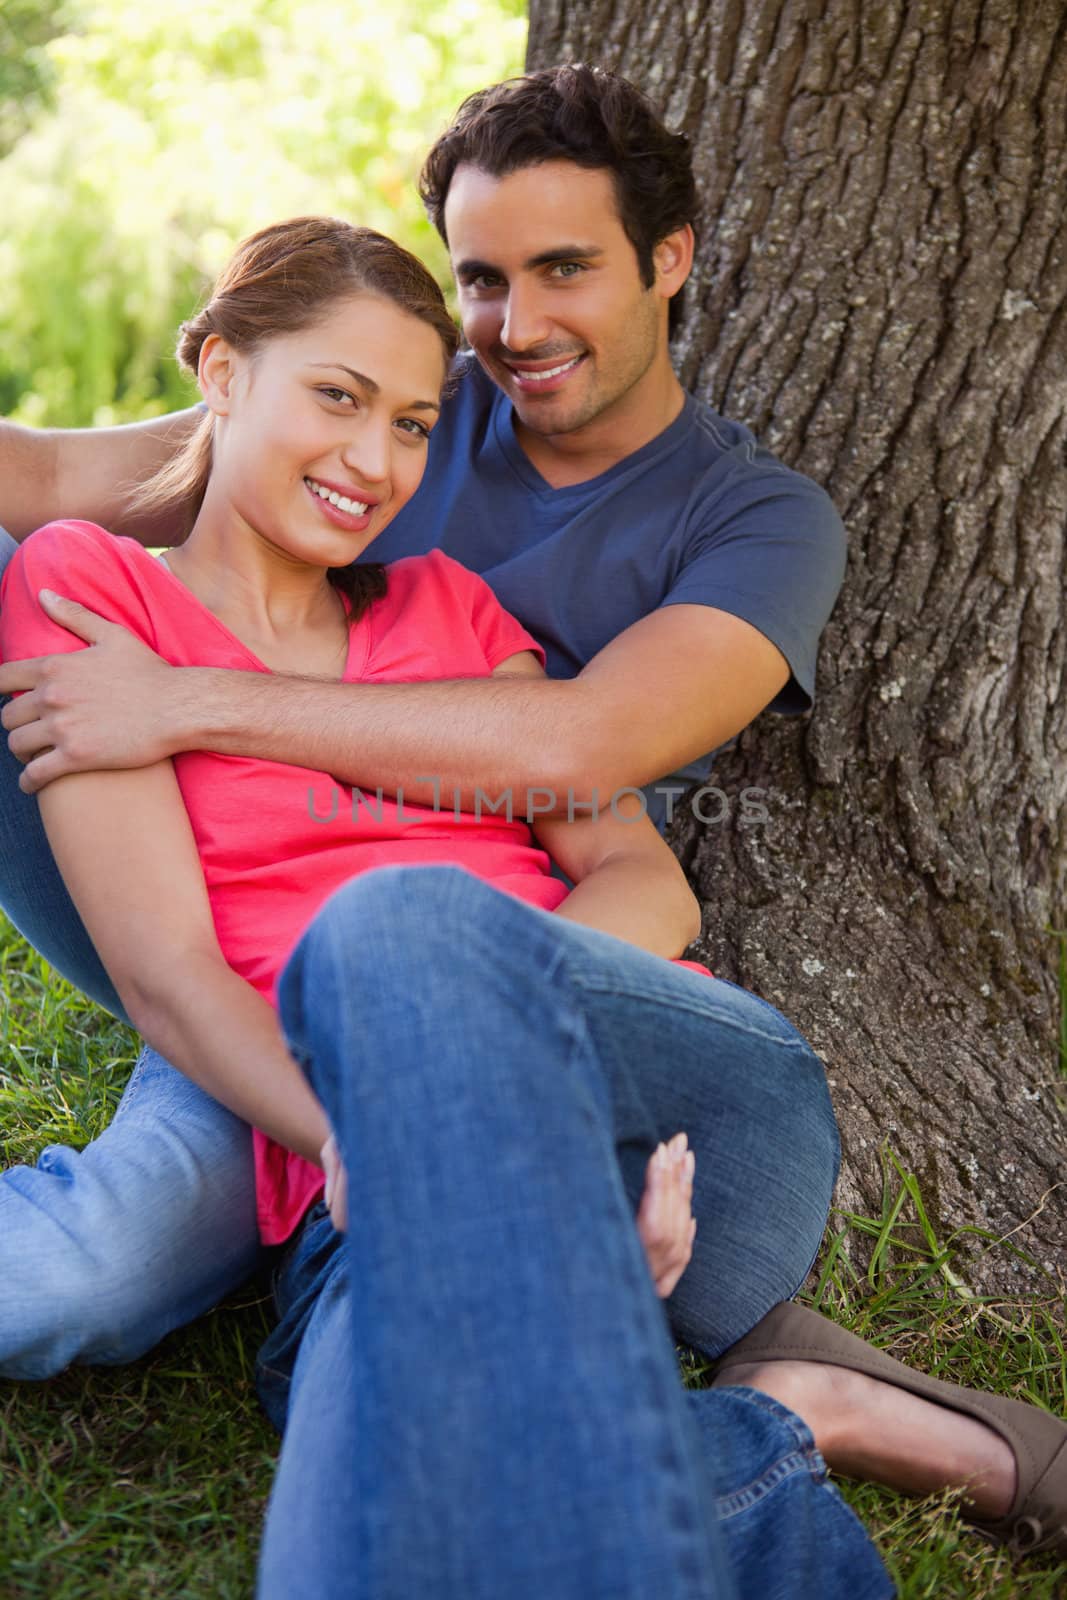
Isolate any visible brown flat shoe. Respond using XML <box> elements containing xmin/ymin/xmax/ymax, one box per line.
<box><xmin>711</xmin><ymin>1300</ymin><xmax>1067</xmax><ymax>1559</ymax></box>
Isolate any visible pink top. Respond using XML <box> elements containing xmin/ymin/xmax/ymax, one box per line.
<box><xmin>0</xmin><ymin>520</ymin><xmax>709</xmax><ymax>1242</ymax></box>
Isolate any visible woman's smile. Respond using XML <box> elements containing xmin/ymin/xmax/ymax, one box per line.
<box><xmin>303</xmin><ymin>474</ymin><xmax>377</xmax><ymax>533</ymax></box>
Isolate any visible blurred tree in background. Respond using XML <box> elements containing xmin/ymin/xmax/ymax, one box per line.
<box><xmin>0</xmin><ymin>0</ymin><xmax>525</xmax><ymax>427</ymax></box>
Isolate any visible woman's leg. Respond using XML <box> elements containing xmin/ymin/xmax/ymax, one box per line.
<box><xmin>256</xmin><ymin>864</ymin><xmax>887</xmax><ymax>1599</ymax></box>
<box><xmin>259</xmin><ymin>1225</ymin><xmax>891</xmax><ymax>1600</ymax></box>
<box><xmin>0</xmin><ymin>528</ymin><xmax>262</xmax><ymax>1374</ymax></box>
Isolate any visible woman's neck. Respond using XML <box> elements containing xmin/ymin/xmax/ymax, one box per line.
<box><xmin>168</xmin><ymin>495</ymin><xmax>343</xmax><ymax>644</ymax></box>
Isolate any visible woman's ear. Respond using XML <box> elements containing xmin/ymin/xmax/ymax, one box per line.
<box><xmin>653</xmin><ymin>224</ymin><xmax>695</xmax><ymax>299</ymax></box>
<box><xmin>198</xmin><ymin>334</ymin><xmax>238</xmax><ymax>416</ymax></box>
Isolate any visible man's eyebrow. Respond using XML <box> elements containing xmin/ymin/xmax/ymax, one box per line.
<box><xmin>455</xmin><ymin>245</ymin><xmax>605</xmax><ymax>278</ymax></box>
<box><xmin>308</xmin><ymin>363</ymin><xmax>439</xmax><ymax>412</ymax></box>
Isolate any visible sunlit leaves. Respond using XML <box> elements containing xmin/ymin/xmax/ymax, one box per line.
<box><xmin>0</xmin><ymin>0</ymin><xmax>526</xmax><ymax>426</ymax></box>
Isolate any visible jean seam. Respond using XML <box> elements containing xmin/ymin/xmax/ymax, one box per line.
<box><xmin>711</xmin><ymin>1389</ymin><xmax>829</xmax><ymax>1521</ymax></box>
<box><xmin>108</xmin><ymin>1043</ymin><xmax>153</xmax><ymax>1127</ymax></box>
<box><xmin>566</xmin><ymin>973</ymin><xmax>815</xmax><ymax>1050</ymax></box>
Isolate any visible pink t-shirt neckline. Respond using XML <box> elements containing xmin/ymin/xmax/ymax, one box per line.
<box><xmin>153</xmin><ymin>551</ymin><xmax>371</xmax><ymax>681</ymax></box>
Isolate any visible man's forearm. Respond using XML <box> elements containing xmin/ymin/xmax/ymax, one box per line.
<box><xmin>0</xmin><ymin>422</ymin><xmax>59</xmax><ymax>542</ymax></box>
<box><xmin>175</xmin><ymin>666</ymin><xmax>616</xmax><ymax>812</ymax></box>
<box><xmin>0</xmin><ymin>409</ymin><xmax>200</xmax><ymax>544</ymax></box>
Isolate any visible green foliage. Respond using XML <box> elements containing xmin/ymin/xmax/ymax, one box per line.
<box><xmin>0</xmin><ymin>0</ymin><xmax>527</xmax><ymax>427</ymax></box>
<box><xmin>0</xmin><ymin>0</ymin><xmax>70</xmax><ymax>157</ymax></box>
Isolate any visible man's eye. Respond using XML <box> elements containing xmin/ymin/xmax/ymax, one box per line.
<box><xmin>467</xmin><ymin>274</ymin><xmax>503</xmax><ymax>291</ymax></box>
<box><xmin>552</xmin><ymin>263</ymin><xmax>585</xmax><ymax>278</ymax></box>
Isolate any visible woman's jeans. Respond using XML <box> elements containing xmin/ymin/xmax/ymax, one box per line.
<box><xmin>254</xmin><ymin>865</ymin><xmax>890</xmax><ymax>1598</ymax></box>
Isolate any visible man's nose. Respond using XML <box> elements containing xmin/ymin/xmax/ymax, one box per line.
<box><xmin>500</xmin><ymin>283</ymin><xmax>552</xmax><ymax>353</ymax></box>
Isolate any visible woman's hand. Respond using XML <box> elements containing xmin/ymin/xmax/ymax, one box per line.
<box><xmin>322</xmin><ymin>1131</ymin><xmax>349</xmax><ymax>1232</ymax></box>
<box><xmin>636</xmin><ymin>1132</ymin><xmax>697</xmax><ymax>1298</ymax></box>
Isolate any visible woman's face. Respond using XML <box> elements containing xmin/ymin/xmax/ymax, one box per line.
<box><xmin>203</xmin><ymin>292</ymin><xmax>446</xmax><ymax>567</ymax></box>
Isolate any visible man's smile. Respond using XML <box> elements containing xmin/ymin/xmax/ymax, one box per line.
<box><xmin>501</xmin><ymin>352</ymin><xmax>588</xmax><ymax>395</ymax></box>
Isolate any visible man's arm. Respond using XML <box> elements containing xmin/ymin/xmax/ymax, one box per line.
<box><xmin>0</xmin><ymin>410</ymin><xmax>199</xmax><ymax>544</ymax></box>
<box><xmin>0</xmin><ymin>595</ymin><xmax>789</xmax><ymax>806</ymax></box>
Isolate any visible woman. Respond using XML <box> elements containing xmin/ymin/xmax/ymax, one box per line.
<box><xmin>0</xmin><ymin>219</ymin><xmax>1056</xmax><ymax>1593</ymax></box>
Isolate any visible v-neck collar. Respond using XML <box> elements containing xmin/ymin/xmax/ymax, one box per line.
<box><xmin>490</xmin><ymin>390</ymin><xmax>697</xmax><ymax>499</ymax></box>
<box><xmin>150</xmin><ymin>550</ymin><xmax>371</xmax><ymax>680</ymax></box>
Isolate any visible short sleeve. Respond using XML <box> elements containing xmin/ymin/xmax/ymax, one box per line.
<box><xmin>661</xmin><ymin>451</ymin><xmax>846</xmax><ymax>713</ymax></box>
<box><xmin>0</xmin><ymin>520</ymin><xmax>157</xmax><ymax>672</ymax></box>
<box><xmin>430</xmin><ymin>550</ymin><xmax>546</xmax><ymax>671</ymax></box>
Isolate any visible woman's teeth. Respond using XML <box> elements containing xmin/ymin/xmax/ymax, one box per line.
<box><xmin>306</xmin><ymin>478</ymin><xmax>369</xmax><ymax>515</ymax></box>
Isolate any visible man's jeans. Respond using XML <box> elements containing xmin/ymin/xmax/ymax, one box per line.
<box><xmin>253</xmin><ymin>865</ymin><xmax>891</xmax><ymax>1598</ymax></box>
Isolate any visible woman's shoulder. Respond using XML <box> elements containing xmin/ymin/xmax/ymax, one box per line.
<box><xmin>383</xmin><ymin>547</ymin><xmax>476</xmax><ymax>587</ymax></box>
<box><xmin>377</xmin><ymin>548</ymin><xmax>486</xmax><ymax>617</ymax></box>
<box><xmin>17</xmin><ymin>518</ymin><xmax>150</xmax><ymax>575</ymax></box>
<box><xmin>375</xmin><ymin>549</ymin><xmax>542</xmax><ymax>671</ymax></box>
<box><xmin>0</xmin><ymin>518</ymin><xmax>167</xmax><ymax>660</ymax></box>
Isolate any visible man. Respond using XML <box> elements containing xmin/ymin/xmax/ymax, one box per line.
<box><xmin>0</xmin><ymin>65</ymin><xmax>842</xmax><ymax>1371</ymax></box>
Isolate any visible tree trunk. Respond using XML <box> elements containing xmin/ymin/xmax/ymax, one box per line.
<box><xmin>527</xmin><ymin>0</ymin><xmax>1067</xmax><ymax>1291</ymax></box>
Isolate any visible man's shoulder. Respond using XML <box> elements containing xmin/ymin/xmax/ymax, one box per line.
<box><xmin>674</xmin><ymin>398</ymin><xmax>842</xmax><ymax>542</ymax></box>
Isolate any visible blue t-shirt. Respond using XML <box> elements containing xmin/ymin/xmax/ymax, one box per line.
<box><xmin>371</xmin><ymin>356</ymin><xmax>846</xmax><ymax>823</ymax></box>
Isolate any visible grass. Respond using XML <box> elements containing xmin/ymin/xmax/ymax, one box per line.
<box><xmin>1054</xmin><ymin>927</ymin><xmax>1067</xmax><ymax>1077</ymax></box>
<box><xmin>1</xmin><ymin>914</ymin><xmax>1065</xmax><ymax>1597</ymax></box>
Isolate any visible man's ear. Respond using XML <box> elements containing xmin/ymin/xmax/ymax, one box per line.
<box><xmin>653</xmin><ymin>224</ymin><xmax>695</xmax><ymax>299</ymax></box>
<box><xmin>198</xmin><ymin>334</ymin><xmax>238</xmax><ymax>416</ymax></box>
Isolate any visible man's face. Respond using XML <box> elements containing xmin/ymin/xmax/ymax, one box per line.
<box><xmin>444</xmin><ymin>160</ymin><xmax>668</xmax><ymax>439</ymax></box>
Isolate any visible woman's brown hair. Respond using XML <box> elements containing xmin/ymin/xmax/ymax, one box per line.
<box><xmin>133</xmin><ymin>217</ymin><xmax>460</xmax><ymax>620</ymax></box>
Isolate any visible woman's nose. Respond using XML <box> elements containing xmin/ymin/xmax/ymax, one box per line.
<box><xmin>340</xmin><ymin>424</ymin><xmax>390</xmax><ymax>487</ymax></box>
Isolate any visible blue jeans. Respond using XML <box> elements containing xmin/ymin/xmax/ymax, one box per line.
<box><xmin>255</xmin><ymin>866</ymin><xmax>891</xmax><ymax>1598</ymax></box>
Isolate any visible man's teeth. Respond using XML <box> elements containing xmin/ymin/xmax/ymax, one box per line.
<box><xmin>307</xmin><ymin>479</ymin><xmax>369</xmax><ymax>515</ymax></box>
<box><xmin>514</xmin><ymin>355</ymin><xmax>582</xmax><ymax>383</ymax></box>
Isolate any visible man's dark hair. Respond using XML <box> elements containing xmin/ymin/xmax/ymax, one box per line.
<box><xmin>420</xmin><ymin>64</ymin><xmax>697</xmax><ymax>336</ymax></box>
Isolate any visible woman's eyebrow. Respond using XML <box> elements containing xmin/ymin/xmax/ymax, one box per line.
<box><xmin>308</xmin><ymin>363</ymin><xmax>440</xmax><ymax>412</ymax></box>
<box><xmin>308</xmin><ymin>362</ymin><xmax>379</xmax><ymax>392</ymax></box>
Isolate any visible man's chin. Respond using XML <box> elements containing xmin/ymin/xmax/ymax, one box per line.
<box><xmin>510</xmin><ymin>390</ymin><xmax>600</xmax><ymax>439</ymax></box>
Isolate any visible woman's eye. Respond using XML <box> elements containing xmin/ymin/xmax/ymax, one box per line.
<box><xmin>319</xmin><ymin>386</ymin><xmax>355</xmax><ymax>405</ymax></box>
<box><xmin>396</xmin><ymin>418</ymin><xmax>431</xmax><ymax>441</ymax></box>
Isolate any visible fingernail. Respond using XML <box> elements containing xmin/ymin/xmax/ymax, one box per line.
<box><xmin>685</xmin><ymin>1151</ymin><xmax>695</xmax><ymax>1178</ymax></box>
<box><xmin>655</xmin><ymin>1142</ymin><xmax>670</xmax><ymax>1170</ymax></box>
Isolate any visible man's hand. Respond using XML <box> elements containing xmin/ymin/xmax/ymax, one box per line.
<box><xmin>0</xmin><ymin>590</ymin><xmax>179</xmax><ymax>792</ymax></box>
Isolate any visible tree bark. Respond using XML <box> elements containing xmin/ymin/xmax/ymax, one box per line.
<box><xmin>527</xmin><ymin>0</ymin><xmax>1067</xmax><ymax>1291</ymax></box>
